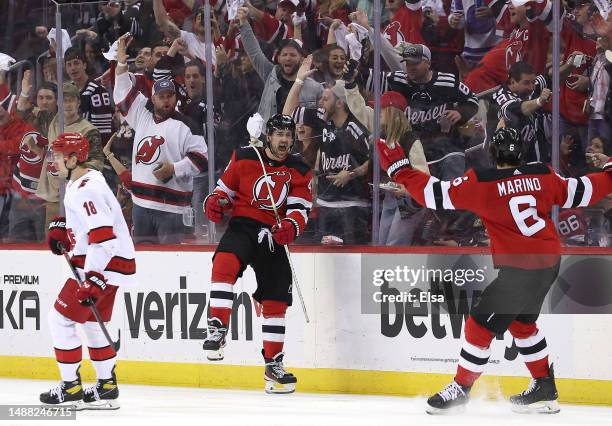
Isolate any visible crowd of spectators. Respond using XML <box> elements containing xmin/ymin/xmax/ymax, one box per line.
<box><xmin>1</xmin><ymin>0</ymin><xmax>612</xmax><ymax>247</ymax></box>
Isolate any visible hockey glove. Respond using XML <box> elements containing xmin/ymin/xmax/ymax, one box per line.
<box><xmin>48</xmin><ymin>216</ymin><xmax>72</xmax><ymax>255</ymax></box>
<box><xmin>271</xmin><ymin>219</ymin><xmax>297</xmax><ymax>245</ymax></box>
<box><xmin>76</xmin><ymin>271</ymin><xmax>107</xmax><ymax>306</ymax></box>
<box><xmin>204</xmin><ymin>192</ymin><xmax>232</xmax><ymax>223</ymax></box>
<box><xmin>377</xmin><ymin>140</ymin><xmax>411</xmax><ymax>179</ymax></box>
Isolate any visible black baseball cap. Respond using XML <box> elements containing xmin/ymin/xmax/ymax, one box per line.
<box><xmin>399</xmin><ymin>43</ymin><xmax>432</xmax><ymax>64</ymax></box>
<box><xmin>152</xmin><ymin>79</ymin><xmax>176</xmax><ymax>96</ymax></box>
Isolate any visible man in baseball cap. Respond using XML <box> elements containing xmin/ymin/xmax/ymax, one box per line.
<box><xmin>397</xmin><ymin>42</ymin><xmax>432</xmax><ymax>64</ymax></box>
<box><xmin>151</xmin><ymin>79</ymin><xmax>177</xmax><ymax>120</ymax></box>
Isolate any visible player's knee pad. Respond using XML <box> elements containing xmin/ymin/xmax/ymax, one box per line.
<box><xmin>262</xmin><ymin>300</ymin><xmax>288</xmax><ymax>318</ymax></box>
<box><xmin>465</xmin><ymin>315</ymin><xmax>495</xmax><ymax>348</ymax></box>
<box><xmin>211</xmin><ymin>252</ymin><xmax>242</xmax><ymax>284</ymax></box>
<box><xmin>508</xmin><ymin>320</ymin><xmax>538</xmax><ymax>339</ymax></box>
<box><xmin>82</xmin><ymin>321</ymin><xmax>111</xmax><ymax>348</ymax></box>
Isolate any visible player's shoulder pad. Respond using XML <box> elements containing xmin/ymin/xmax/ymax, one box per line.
<box><xmin>284</xmin><ymin>153</ymin><xmax>311</xmax><ymax>176</ymax></box>
<box><xmin>234</xmin><ymin>145</ymin><xmax>261</xmax><ymax>162</ymax></box>
<box><xmin>473</xmin><ymin>163</ymin><xmax>551</xmax><ymax>182</ymax></box>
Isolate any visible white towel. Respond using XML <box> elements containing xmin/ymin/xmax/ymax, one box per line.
<box><xmin>48</xmin><ymin>28</ymin><xmax>72</xmax><ymax>56</ymax></box>
<box><xmin>0</xmin><ymin>53</ymin><xmax>16</xmax><ymax>71</ymax></box>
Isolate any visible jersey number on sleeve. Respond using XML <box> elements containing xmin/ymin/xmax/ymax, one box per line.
<box><xmin>509</xmin><ymin>195</ymin><xmax>546</xmax><ymax>237</ymax></box>
<box><xmin>83</xmin><ymin>201</ymin><xmax>98</xmax><ymax>216</ymax></box>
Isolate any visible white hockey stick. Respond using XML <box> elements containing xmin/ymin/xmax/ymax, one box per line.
<box><xmin>250</xmin><ymin>144</ymin><xmax>310</xmax><ymax>323</ymax></box>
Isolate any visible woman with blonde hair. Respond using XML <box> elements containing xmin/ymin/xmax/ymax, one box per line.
<box><xmin>375</xmin><ymin>91</ymin><xmax>430</xmax><ymax>245</ymax></box>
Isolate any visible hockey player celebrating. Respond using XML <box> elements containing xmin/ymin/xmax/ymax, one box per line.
<box><xmin>379</xmin><ymin>127</ymin><xmax>612</xmax><ymax>414</ymax></box>
<box><xmin>202</xmin><ymin>114</ymin><xmax>312</xmax><ymax>394</ymax></box>
<box><xmin>41</xmin><ymin>133</ymin><xmax>136</xmax><ymax>409</ymax></box>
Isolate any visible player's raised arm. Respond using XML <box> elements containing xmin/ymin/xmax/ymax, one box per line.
<box><xmin>381</xmin><ymin>141</ymin><xmax>477</xmax><ymax>214</ymax></box>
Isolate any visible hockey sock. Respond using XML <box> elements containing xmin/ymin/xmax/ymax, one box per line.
<box><xmin>262</xmin><ymin>300</ymin><xmax>288</xmax><ymax>359</ymax></box>
<box><xmin>83</xmin><ymin>322</ymin><xmax>117</xmax><ymax>380</ymax></box>
<box><xmin>209</xmin><ymin>253</ymin><xmax>241</xmax><ymax>326</ymax></box>
<box><xmin>455</xmin><ymin>315</ymin><xmax>495</xmax><ymax>387</ymax></box>
<box><xmin>509</xmin><ymin>321</ymin><xmax>550</xmax><ymax>379</ymax></box>
<box><xmin>48</xmin><ymin>309</ymin><xmax>82</xmax><ymax>381</ymax></box>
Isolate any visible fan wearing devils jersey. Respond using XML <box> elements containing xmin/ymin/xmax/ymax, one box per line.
<box><xmin>381</xmin><ymin>127</ymin><xmax>612</xmax><ymax>414</ymax></box>
<box><xmin>202</xmin><ymin>114</ymin><xmax>312</xmax><ymax>394</ymax></box>
<box><xmin>383</xmin><ymin>0</ymin><xmax>425</xmax><ymax>47</ymax></box>
<box><xmin>492</xmin><ymin>61</ymin><xmax>552</xmax><ymax>163</ymax></box>
<box><xmin>41</xmin><ymin>133</ymin><xmax>136</xmax><ymax>410</ymax></box>
<box><xmin>464</xmin><ymin>0</ymin><xmax>553</xmax><ymax>94</ymax></box>
<box><xmin>113</xmin><ymin>34</ymin><xmax>208</xmax><ymax>244</ymax></box>
<box><xmin>64</xmin><ymin>48</ymin><xmax>114</xmax><ymax>143</ymax></box>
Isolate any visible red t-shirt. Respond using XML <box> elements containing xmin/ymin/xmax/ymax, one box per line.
<box><xmin>559</xmin><ymin>20</ymin><xmax>597</xmax><ymax>125</ymax></box>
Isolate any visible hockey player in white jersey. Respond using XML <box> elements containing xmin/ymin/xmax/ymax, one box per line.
<box><xmin>41</xmin><ymin>133</ymin><xmax>136</xmax><ymax>410</ymax></box>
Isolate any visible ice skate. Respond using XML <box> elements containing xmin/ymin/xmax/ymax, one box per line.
<box><xmin>263</xmin><ymin>351</ymin><xmax>296</xmax><ymax>394</ymax></box>
<box><xmin>510</xmin><ymin>364</ymin><xmax>560</xmax><ymax>414</ymax></box>
<box><xmin>81</xmin><ymin>367</ymin><xmax>120</xmax><ymax>410</ymax></box>
<box><xmin>39</xmin><ymin>372</ymin><xmax>83</xmax><ymax>408</ymax></box>
<box><xmin>203</xmin><ymin>317</ymin><xmax>227</xmax><ymax>361</ymax></box>
<box><xmin>426</xmin><ymin>381</ymin><xmax>471</xmax><ymax>414</ymax></box>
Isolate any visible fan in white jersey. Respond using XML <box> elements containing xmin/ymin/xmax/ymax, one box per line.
<box><xmin>113</xmin><ymin>34</ymin><xmax>208</xmax><ymax>244</ymax></box>
<box><xmin>41</xmin><ymin>133</ymin><xmax>136</xmax><ymax>410</ymax></box>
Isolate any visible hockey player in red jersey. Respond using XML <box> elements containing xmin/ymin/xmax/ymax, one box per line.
<box><xmin>380</xmin><ymin>127</ymin><xmax>612</xmax><ymax>414</ymax></box>
<box><xmin>40</xmin><ymin>133</ymin><xmax>136</xmax><ymax>409</ymax></box>
<box><xmin>202</xmin><ymin>114</ymin><xmax>312</xmax><ymax>394</ymax></box>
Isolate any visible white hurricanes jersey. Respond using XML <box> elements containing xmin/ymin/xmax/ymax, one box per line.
<box><xmin>114</xmin><ymin>72</ymin><xmax>208</xmax><ymax>214</ymax></box>
<box><xmin>64</xmin><ymin>170</ymin><xmax>136</xmax><ymax>288</ymax></box>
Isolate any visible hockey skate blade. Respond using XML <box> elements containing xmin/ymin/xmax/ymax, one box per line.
<box><xmin>264</xmin><ymin>380</ymin><xmax>296</xmax><ymax>394</ymax></box>
<box><xmin>205</xmin><ymin>348</ymin><xmax>224</xmax><ymax>361</ymax></box>
<box><xmin>426</xmin><ymin>404</ymin><xmax>467</xmax><ymax>415</ymax></box>
<box><xmin>40</xmin><ymin>402</ymin><xmax>80</xmax><ymax>411</ymax></box>
<box><xmin>76</xmin><ymin>400</ymin><xmax>120</xmax><ymax>411</ymax></box>
<box><xmin>511</xmin><ymin>400</ymin><xmax>560</xmax><ymax>414</ymax></box>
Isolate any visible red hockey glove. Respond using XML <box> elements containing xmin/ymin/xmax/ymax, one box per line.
<box><xmin>203</xmin><ymin>193</ymin><xmax>232</xmax><ymax>223</ymax></box>
<box><xmin>76</xmin><ymin>271</ymin><xmax>107</xmax><ymax>306</ymax></box>
<box><xmin>377</xmin><ymin>140</ymin><xmax>409</xmax><ymax>176</ymax></box>
<box><xmin>47</xmin><ymin>216</ymin><xmax>72</xmax><ymax>255</ymax></box>
<box><xmin>272</xmin><ymin>219</ymin><xmax>297</xmax><ymax>245</ymax></box>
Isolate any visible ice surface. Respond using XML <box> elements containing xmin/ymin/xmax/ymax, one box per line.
<box><xmin>1</xmin><ymin>378</ymin><xmax>610</xmax><ymax>426</ymax></box>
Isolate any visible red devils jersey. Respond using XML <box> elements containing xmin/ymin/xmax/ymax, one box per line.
<box><xmin>388</xmin><ymin>161</ymin><xmax>612</xmax><ymax>268</ymax></box>
<box><xmin>560</xmin><ymin>20</ymin><xmax>596</xmax><ymax>125</ymax></box>
<box><xmin>382</xmin><ymin>1</ymin><xmax>425</xmax><ymax>47</ymax></box>
<box><xmin>12</xmin><ymin>131</ymin><xmax>48</xmax><ymax>198</ymax></box>
<box><xmin>213</xmin><ymin>147</ymin><xmax>313</xmax><ymax>236</ymax></box>
<box><xmin>557</xmin><ymin>208</ymin><xmax>587</xmax><ymax>245</ymax></box>
<box><xmin>464</xmin><ymin>0</ymin><xmax>552</xmax><ymax>93</ymax></box>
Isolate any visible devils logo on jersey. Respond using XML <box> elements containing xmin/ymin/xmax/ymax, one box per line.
<box><xmin>383</xmin><ymin>21</ymin><xmax>405</xmax><ymax>47</ymax></box>
<box><xmin>251</xmin><ymin>171</ymin><xmax>292</xmax><ymax>210</ymax></box>
<box><xmin>136</xmin><ymin>135</ymin><xmax>165</xmax><ymax>165</ymax></box>
<box><xmin>19</xmin><ymin>132</ymin><xmax>46</xmax><ymax>164</ymax></box>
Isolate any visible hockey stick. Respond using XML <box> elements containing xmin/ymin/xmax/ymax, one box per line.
<box><xmin>60</xmin><ymin>245</ymin><xmax>120</xmax><ymax>352</ymax></box>
<box><xmin>250</xmin><ymin>145</ymin><xmax>310</xmax><ymax>323</ymax></box>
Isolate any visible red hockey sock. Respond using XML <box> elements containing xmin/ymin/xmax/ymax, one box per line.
<box><xmin>508</xmin><ymin>321</ymin><xmax>550</xmax><ymax>379</ymax></box>
<box><xmin>455</xmin><ymin>316</ymin><xmax>495</xmax><ymax>388</ymax></box>
<box><xmin>262</xmin><ymin>300</ymin><xmax>287</xmax><ymax>359</ymax></box>
<box><xmin>209</xmin><ymin>253</ymin><xmax>241</xmax><ymax>326</ymax></box>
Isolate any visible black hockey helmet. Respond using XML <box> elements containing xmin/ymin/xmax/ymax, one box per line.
<box><xmin>266</xmin><ymin>113</ymin><xmax>296</xmax><ymax>137</ymax></box>
<box><xmin>490</xmin><ymin>127</ymin><xmax>522</xmax><ymax>166</ymax></box>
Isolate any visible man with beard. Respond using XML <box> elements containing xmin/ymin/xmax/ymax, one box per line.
<box><xmin>202</xmin><ymin>114</ymin><xmax>312</xmax><ymax>394</ymax></box>
<box><xmin>492</xmin><ymin>61</ymin><xmax>552</xmax><ymax>163</ymax></box>
<box><xmin>316</xmin><ymin>82</ymin><xmax>370</xmax><ymax>244</ymax></box>
<box><xmin>113</xmin><ymin>34</ymin><xmax>208</xmax><ymax>244</ymax></box>
<box><xmin>238</xmin><ymin>6</ymin><xmax>323</xmax><ymax>122</ymax></box>
<box><xmin>64</xmin><ymin>47</ymin><xmax>114</xmax><ymax>143</ymax></box>
<box><xmin>370</xmin><ymin>43</ymin><xmax>478</xmax><ymax>180</ymax></box>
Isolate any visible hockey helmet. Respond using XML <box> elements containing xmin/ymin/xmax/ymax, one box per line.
<box><xmin>490</xmin><ymin>127</ymin><xmax>522</xmax><ymax>166</ymax></box>
<box><xmin>52</xmin><ymin>132</ymin><xmax>89</xmax><ymax>163</ymax></box>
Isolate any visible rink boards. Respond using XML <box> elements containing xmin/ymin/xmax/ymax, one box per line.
<box><xmin>0</xmin><ymin>247</ymin><xmax>611</xmax><ymax>405</ymax></box>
